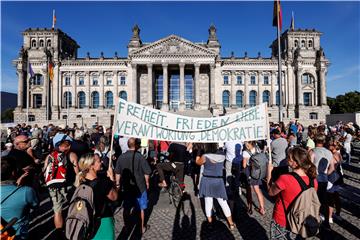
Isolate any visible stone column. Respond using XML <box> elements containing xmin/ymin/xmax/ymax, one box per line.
<box><xmin>17</xmin><ymin>69</ymin><xmax>24</xmax><ymax>108</ymax></box>
<box><xmin>319</xmin><ymin>68</ymin><xmax>327</xmax><ymax>105</ymax></box>
<box><xmin>271</xmin><ymin>71</ymin><xmax>276</xmax><ymax>106</ymax></box>
<box><xmin>131</xmin><ymin>64</ymin><xmax>137</xmax><ymax>103</ymax></box>
<box><xmin>99</xmin><ymin>71</ymin><xmax>104</xmax><ymax>108</ymax></box>
<box><xmin>257</xmin><ymin>71</ymin><xmax>262</xmax><ymax>105</ymax></box>
<box><xmin>194</xmin><ymin>63</ymin><xmax>200</xmax><ymax>109</ymax></box>
<box><xmin>114</xmin><ymin>71</ymin><xmax>118</xmax><ymax>103</ymax></box>
<box><xmin>297</xmin><ymin>69</ymin><xmax>303</xmax><ymax>105</ymax></box>
<box><xmin>72</xmin><ymin>72</ymin><xmax>76</xmax><ymax>108</ymax></box>
<box><xmin>287</xmin><ymin>64</ymin><xmax>294</xmax><ymax>106</ymax></box>
<box><xmin>244</xmin><ymin>71</ymin><xmax>249</xmax><ymax>107</ymax></box>
<box><xmin>314</xmin><ymin>75</ymin><xmax>318</xmax><ymax>106</ymax></box>
<box><xmin>161</xmin><ymin>63</ymin><xmax>169</xmax><ymax>110</ymax></box>
<box><xmin>210</xmin><ymin>64</ymin><xmax>215</xmax><ymax>106</ymax></box>
<box><xmin>42</xmin><ymin>68</ymin><xmax>48</xmax><ymax>108</ymax></box>
<box><xmin>231</xmin><ymin>71</ymin><xmax>236</xmax><ymax>107</ymax></box>
<box><xmin>179</xmin><ymin>63</ymin><xmax>185</xmax><ymax>110</ymax></box>
<box><xmin>147</xmin><ymin>64</ymin><xmax>153</xmax><ymax>106</ymax></box>
<box><xmin>52</xmin><ymin>62</ymin><xmax>59</xmax><ymax>110</ymax></box>
<box><xmin>86</xmin><ymin>71</ymin><xmax>90</xmax><ymax>108</ymax></box>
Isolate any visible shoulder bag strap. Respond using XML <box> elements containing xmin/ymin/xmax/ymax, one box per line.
<box><xmin>1</xmin><ymin>186</ymin><xmax>22</xmax><ymax>204</ymax></box>
<box><xmin>289</xmin><ymin>172</ymin><xmax>309</xmax><ymax>191</ymax></box>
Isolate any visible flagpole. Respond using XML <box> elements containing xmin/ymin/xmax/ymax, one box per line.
<box><xmin>26</xmin><ymin>60</ymin><xmax>30</xmax><ymax>125</ymax></box>
<box><xmin>46</xmin><ymin>55</ymin><xmax>49</xmax><ymax>122</ymax></box>
<box><xmin>276</xmin><ymin>2</ymin><xmax>283</xmax><ymax>122</ymax></box>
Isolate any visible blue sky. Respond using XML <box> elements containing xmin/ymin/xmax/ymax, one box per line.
<box><xmin>1</xmin><ymin>1</ymin><xmax>359</xmax><ymax>97</ymax></box>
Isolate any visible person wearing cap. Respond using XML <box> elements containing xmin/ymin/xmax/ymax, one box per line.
<box><xmin>43</xmin><ymin>133</ymin><xmax>79</xmax><ymax>236</ymax></box>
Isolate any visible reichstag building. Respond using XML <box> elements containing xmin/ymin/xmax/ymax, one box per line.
<box><xmin>13</xmin><ymin>24</ymin><xmax>330</xmax><ymax>126</ymax></box>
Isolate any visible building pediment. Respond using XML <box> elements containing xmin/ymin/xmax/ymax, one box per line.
<box><xmin>302</xmin><ymin>85</ymin><xmax>314</xmax><ymax>91</ymax></box>
<box><xmin>130</xmin><ymin>35</ymin><xmax>217</xmax><ymax>58</ymax></box>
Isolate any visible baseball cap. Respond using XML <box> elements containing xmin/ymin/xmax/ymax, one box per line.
<box><xmin>53</xmin><ymin>133</ymin><xmax>73</xmax><ymax>147</ymax></box>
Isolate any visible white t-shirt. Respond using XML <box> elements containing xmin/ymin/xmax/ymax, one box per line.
<box><xmin>243</xmin><ymin>148</ymin><xmax>256</xmax><ymax>166</ymax></box>
<box><xmin>119</xmin><ymin>137</ymin><xmax>129</xmax><ymax>153</ymax></box>
<box><xmin>224</xmin><ymin>141</ymin><xmax>242</xmax><ymax>162</ymax></box>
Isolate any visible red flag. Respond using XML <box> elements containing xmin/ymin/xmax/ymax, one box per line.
<box><xmin>272</xmin><ymin>0</ymin><xmax>283</xmax><ymax>31</ymax></box>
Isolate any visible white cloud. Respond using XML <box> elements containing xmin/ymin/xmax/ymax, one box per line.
<box><xmin>327</xmin><ymin>65</ymin><xmax>360</xmax><ymax>82</ymax></box>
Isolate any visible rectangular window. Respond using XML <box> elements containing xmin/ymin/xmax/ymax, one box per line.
<box><xmin>236</xmin><ymin>76</ymin><xmax>242</xmax><ymax>85</ymax></box>
<box><xmin>119</xmin><ymin>76</ymin><xmax>126</xmax><ymax>85</ymax></box>
<box><xmin>79</xmin><ymin>77</ymin><xmax>84</xmax><ymax>85</ymax></box>
<box><xmin>250</xmin><ymin>76</ymin><xmax>256</xmax><ymax>85</ymax></box>
<box><xmin>65</xmin><ymin>76</ymin><xmax>71</xmax><ymax>86</ymax></box>
<box><xmin>92</xmin><ymin>77</ymin><xmax>98</xmax><ymax>85</ymax></box>
<box><xmin>263</xmin><ymin>76</ymin><xmax>269</xmax><ymax>85</ymax></box>
<box><xmin>28</xmin><ymin>115</ymin><xmax>35</xmax><ymax>122</ymax></box>
<box><xmin>106</xmin><ymin>77</ymin><xmax>112</xmax><ymax>85</ymax></box>
<box><xmin>303</xmin><ymin>92</ymin><xmax>312</xmax><ymax>106</ymax></box>
<box><xmin>223</xmin><ymin>75</ymin><xmax>229</xmax><ymax>85</ymax></box>
<box><xmin>33</xmin><ymin>75</ymin><xmax>42</xmax><ymax>85</ymax></box>
<box><xmin>33</xmin><ymin>94</ymin><xmax>42</xmax><ymax>108</ymax></box>
<box><xmin>309</xmin><ymin>112</ymin><xmax>318</xmax><ymax>119</ymax></box>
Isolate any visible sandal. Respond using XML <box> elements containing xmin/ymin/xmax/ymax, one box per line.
<box><xmin>229</xmin><ymin>223</ymin><xmax>236</xmax><ymax>230</ymax></box>
<box><xmin>142</xmin><ymin>224</ymin><xmax>150</xmax><ymax>234</ymax></box>
<box><xmin>258</xmin><ymin>207</ymin><xmax>266</xmax><ymax>216</ymax></box>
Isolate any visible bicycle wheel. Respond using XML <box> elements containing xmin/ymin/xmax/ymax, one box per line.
<box><xmin>170</xmin><ymin>181</ymin><xmax>183</xmax><ymax>208</ymax></box>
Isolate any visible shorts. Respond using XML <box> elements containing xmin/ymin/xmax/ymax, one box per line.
<box><xmin>48</xmin><ymin>187</ymin><xmax>67</xmax><ymax>213</ymax></box>
<box><xmin>124</xmin><ymin>191</ymin><xmax>148</xmax><ymax>211</ymax></box>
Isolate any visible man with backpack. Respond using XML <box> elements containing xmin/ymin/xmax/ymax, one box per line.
<box><xmin>115</xmin><ymin>138</ymin><xmax>151</xmax><ymax>235</ymax></box>
<box><xmin>43</xmin><ymin>133</ymin><xmax>79</xmax><ymax>237</ymax></box>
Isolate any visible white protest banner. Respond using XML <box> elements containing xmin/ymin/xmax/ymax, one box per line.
<box><xmin>114</xmin><ymin>99</ymin><xmax>268</xmax><ymax>142</ymax></box>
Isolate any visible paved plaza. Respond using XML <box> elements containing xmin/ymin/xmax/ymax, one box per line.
<box><xmin>29</xmin><ymin>157</ymin><xmax>360</xmax><ymax>240</ymax></box>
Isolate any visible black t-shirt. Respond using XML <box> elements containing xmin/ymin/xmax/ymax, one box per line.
<box><xmin>71</xmin><ymin>140</ymin><xmax>90</xmax><ymax>159</ymax></box>
<box><xmin>168</xmin><ymin>143</ymin><xmax>187</xmax><ymax>163</ymax></box>
<box><xmin>115</xmin><ymin>150</ymin><xmax>151</xmax><ymax>194</ymax></box>
<box><xmin>84</xmin><ymin>178</ymin><xmax>113</xmax><ymax>218</ymax></box>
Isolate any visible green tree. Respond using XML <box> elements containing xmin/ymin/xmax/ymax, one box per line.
<box><xmin>1</xmin><ymin>108</ymin><xmax>14</xmax><ymax>123</ymax></box>
<box><xmin>327</xmin><ymin>91</ymin><xmax>360</xmax><ymax>114</ymax></box>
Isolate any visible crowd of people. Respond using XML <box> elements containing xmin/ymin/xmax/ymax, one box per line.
<box><xmin>0</xmin><ymin>119</ymin><xmax>359</xmax><ymax>240</ymax></box>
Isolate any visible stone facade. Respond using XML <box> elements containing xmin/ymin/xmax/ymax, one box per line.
<box><xmin>13</xmin><ymin>25</ymin><xmax>330</xmax><ymax>127</ymax></box>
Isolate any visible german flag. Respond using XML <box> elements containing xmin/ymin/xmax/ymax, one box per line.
<box><xmin>48</xmin><ymin>62</ymin><xmax>54</xmax><ymax>81</ymax></box>
<box><xmin>272</xmin><ymin>0</ymin><xmax>283</xmax><ymax>31</ymax></box>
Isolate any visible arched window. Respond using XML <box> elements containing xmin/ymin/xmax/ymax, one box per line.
<box><xmin>263</xmin><ymin>90</ymin><xmax>270</xmax><ymax>105</ymax></box>
<box><xmin>294</xmin><ymin>40</ymin><xmax>298</xmax><ymax>48</ymax></box>
<box><xmin>105</xmin><ymin>91</ymin><xmax>113</xmax><ymax>108</ymax></box>
<box><xmin>47</xmin><ymin>39</ymin><xmax>52</xmax><ymax>47</ymax></box>
<box><xmin>33</xmin><ymin>74</ymin><xmax>43</xmax><ymax>85</ymax></box>
<box><xmin>249</xmin><ymin>90</ymin><xmax>257</xmax><ymax>107</ymax></box>
<box><xmin>91</xmin><ymin>91</ymin><xmax>99</xmax><ymax>108</ymax></box>
<box><xmin>308</xmin><ymin>40</ymin><xmax>313</xmax><ymax>48</ymax></box>
<box><xmin>276</xmin><ymin>90</ymin><xmax>281</xmax><ymax>106</ymax></box>
<box><xmin>301</xmin><ymin>40</ymin><xmax>305</xmax><ymax>48</ymax></box>
<box><xmin>302</xmin><ymin>73</ymin><xmax>314</xmax><ymax>85</ymax></box>
<box><xmin>39</xmin><ymin>39</ymin><xmax>44</xmax><ymax>48</ymax></box>
<box><xmin>119</xmin><ymin>91</ymin><xmax>127</xmax><ymax>101</ymax></box>
<box><xmin>64</xmin><ymin>92</ymin><xmax>72</xmax><ymax>108</ymax></box>
<box><xmin>236</xmin><ymin>90</ymin><xmax>243</xmax><ymax>107</ymax></box>
<box><xmin>31</xmin><ymin>39</ymin><xmax>37</xmax><ymax>48</ymax></box>
<box><xmin>222</xmin><ymin>90</ymin><xmax>230</xmax><ymax>108</ymax></box>
<box><xmin>78</xmin><ymin>91</ymin><xmax>86</xmax><ymax>108</ymax></box>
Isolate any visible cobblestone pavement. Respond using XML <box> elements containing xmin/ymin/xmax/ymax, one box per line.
<box><xmin>29</xmin><ymin>158</ymin><xmax>360</xmax><ymax>240</ymax></box>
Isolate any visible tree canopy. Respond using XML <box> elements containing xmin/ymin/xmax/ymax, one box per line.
<box><xmin>327</xmin><ymin>91</ymin><xmax>360</xmax><ymax>114</ymax></box>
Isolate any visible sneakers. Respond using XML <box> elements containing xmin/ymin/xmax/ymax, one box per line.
<box><xmin>329</xmin><ymin>218</ymin><xmax>333</xmax><ymax>224</ymax></box>
<box><xmin>320</xmin><ymin>214</ymin><xmax>325</xmax><ymax>222</ymax></box>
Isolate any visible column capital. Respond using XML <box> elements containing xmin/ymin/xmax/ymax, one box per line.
<box><xmin>131</xmin><ymin>63</ymin><xmax>137</xmax><ymax>68</ymax></box>
<box><xmin>209</xmin><ymin>63</ymin><xmax>215</xmax><ymax>69</ymax></box>
<box><xmin>194</xmin><ymin>63</ymin><xmax>201</xmax><ymax>68</ymax></box>
<box><xmin>179</xmin><ymin>63</ymin><xmax>185</xmax><ymax>68</ymax></box>
<box><xmin>147</xmin><ymin>63</ymin><xmax>153</xmax><ymax>68</ymax></box>
<box><xmin>162</xmin><ymin>63</ymin><xmax>168</xmax><ymax>68</ymax></box>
